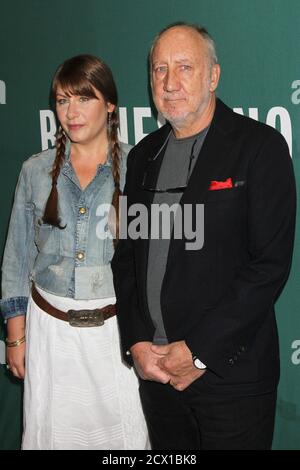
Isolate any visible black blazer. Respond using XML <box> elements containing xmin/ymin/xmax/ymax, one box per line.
<box><xmin>112</xmin><ymin>99</ymin><xmax>296</xmax><ymax>395</ymax></box>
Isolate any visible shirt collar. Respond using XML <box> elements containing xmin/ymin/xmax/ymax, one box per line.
<box><xmin>62</xmin><ymin>138</ymin><xmax>113</xmax><ymax>168</ymax></box>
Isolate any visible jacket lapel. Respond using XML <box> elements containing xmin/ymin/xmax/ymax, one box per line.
<box><xmin>165</xmin><ymin>99</ymin><xmax>237</xmax><ymax>274</ymax></box>
<box><xmin>180</xmin><ymin>99</ymin><xmax>236</xmax><ymax>206</ymax></box>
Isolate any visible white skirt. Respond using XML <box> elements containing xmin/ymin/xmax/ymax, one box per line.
<box><xmin>22</xmin><ymin>287</ymin><xmax>150</xmax><ymax>450</ymax></box>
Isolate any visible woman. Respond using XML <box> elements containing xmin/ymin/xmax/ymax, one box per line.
<box><xmin>1</xmin><ymin>55</ymin><xmax>149</xmax><ymax>450</ymax></box>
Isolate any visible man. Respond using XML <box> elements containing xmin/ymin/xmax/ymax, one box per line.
<box><xmin>111</xmin><ymin>23</ymin><xmax>296</xmax><ymax>449</ymax></box>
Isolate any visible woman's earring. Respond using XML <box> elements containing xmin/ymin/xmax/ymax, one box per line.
<box><xmin>107</xmin><ymin>112</ymin><xmax>112</xmax><ymax>135</ymax></box>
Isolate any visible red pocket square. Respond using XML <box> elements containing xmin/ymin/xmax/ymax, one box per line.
<box><xmin>209</xmin><ymin>177</ymin><xmax>233</xmax><ymax>190</ymax></box>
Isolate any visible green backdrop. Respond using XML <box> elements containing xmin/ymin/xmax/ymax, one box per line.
<box><xmin>0</xmin><ymin>0</ymin><xmax>299</xmax><ymax>450</ymax></box>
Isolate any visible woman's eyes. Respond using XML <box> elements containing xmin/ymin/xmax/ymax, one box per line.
<box><xmin>56</xmin><ymin>96</ymin><xmax>91</xmax><ymax>105</ymax></box>
<box><xmin>56</xmin><ymin>98</ymin><xmax>67</xmax><ymax>105</ymax></box>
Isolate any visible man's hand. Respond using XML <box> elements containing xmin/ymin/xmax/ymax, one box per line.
<box><xmin>151</xmin><ymin>340</ymin><xmax>206</xmax><ymax>391</ymax></box>
<box><xmin>130</xmin><ymin>341</ymin><xmax>171</xmax><ymax>383</ymax></box>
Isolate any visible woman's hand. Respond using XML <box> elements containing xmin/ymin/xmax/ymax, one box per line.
<box><xmin>6</xmin><ymin>315</ymin><xmax>26</xmax><ymax>379</ymax></box>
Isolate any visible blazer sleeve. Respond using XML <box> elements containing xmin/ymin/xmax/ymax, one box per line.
<box><xmin>111</xmin><ymin>149</ymin><xmax>152</xmax><ymax>364</ymax></box>
<box><xmin>185</xmin><ymin>130</ymin><xmax>296</xmax><ymax>378</ymax></box>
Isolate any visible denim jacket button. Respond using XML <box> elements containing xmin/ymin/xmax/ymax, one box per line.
<box><xmin>79</xmin><ymin>207</ymin><xmax>86</xmax><ymax>214</ymax></box>
<box><xmin>76</xmin><ymin>252</ymin><xmax>85</xmax><ymax>261</ymax></box>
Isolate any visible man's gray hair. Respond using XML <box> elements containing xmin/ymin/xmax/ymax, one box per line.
<box><xmin>149</xmin><ymin>22</ymin><xmax>218</xmax><ymax>69</ymax></box>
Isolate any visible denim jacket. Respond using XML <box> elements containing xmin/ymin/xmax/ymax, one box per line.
<box><xmin>0</xmin><ymin>141</ymin><xmax>131</xmax><ymax>320</ymax></box>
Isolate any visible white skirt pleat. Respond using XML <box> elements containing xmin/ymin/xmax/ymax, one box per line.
<box><xmin>22</xmin><ymin>287</ymin><xmax>150</xmax><ymax>450</ymax></box>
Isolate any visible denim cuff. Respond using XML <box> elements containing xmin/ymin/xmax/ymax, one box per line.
<box><xmin>0</xmin><ymin>296</ymin><xmax>28</xmax><ymax>320</ymax></box>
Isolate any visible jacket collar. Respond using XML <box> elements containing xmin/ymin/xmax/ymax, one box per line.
<box><xmin>146</xmin><ymin>98</ymin><xmax>236</xmax><ymax>150</ymax></box>
<box><xmin>180</xmin><ymin>98</ymin><xmax>237</xmax><ymax>205</ymax></box>
<box><xmin>140</xmin><ymin>98</ymin><xmax>236</xmax><ymax>204</ymax></box>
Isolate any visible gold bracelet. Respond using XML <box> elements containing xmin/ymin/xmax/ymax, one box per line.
<box><xmin>6</xmin><ymin>335</ymin><xmax>26</xmax><ymax>348</ymax></box>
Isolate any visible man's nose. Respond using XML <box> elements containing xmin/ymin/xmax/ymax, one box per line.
<box><xmin>163</xmin><ymin>69</ymin><xmax>180</xmax><ymax>92</ymax></box>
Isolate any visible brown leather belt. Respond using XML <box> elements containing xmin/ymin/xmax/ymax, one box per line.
<box><xmin>32</xmin><ymin>284</ymin><xmax>116</xmax><ymax>327</ymax></box>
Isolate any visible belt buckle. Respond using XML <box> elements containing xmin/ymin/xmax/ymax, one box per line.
<box><xmin>68</xmin><ymin>309</ymin><xmax>104</xmax><ymax>327</ymax></box>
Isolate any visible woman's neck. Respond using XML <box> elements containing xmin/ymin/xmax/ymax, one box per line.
<box><xmin>70</xmin><ymin>136</ymin><xmax>110</xmax><ymax>190</ymax></box>
<box><xmin>71</xmin><ymin>136</ymin><xmax>109</xmax><ymax>165</ymax></box>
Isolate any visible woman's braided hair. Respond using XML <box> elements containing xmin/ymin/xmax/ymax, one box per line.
<box><xmin>43</xmin><ymin>54</ymin><xmax>121</xmax><ymax>240</ymax></box>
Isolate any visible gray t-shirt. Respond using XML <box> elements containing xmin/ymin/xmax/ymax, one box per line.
<box><xmin>147</xmin><ymin>127</ymin><xmax>208</xmax><ymax>344</ymax></box>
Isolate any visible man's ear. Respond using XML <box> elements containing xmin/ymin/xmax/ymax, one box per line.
<box><xmin>209</xmin><ymin>64</ymin><xmax>220</xmax><ymax>92</ymax></box>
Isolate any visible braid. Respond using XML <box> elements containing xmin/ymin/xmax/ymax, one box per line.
<box><xmin>108</xmin><ymin>110</ymin><xmax>122</xmax><ymax>244</ymax></box>
<box><xmin>42</xmin><ymin>126</ymin><xmax>66</xmax><ymax>228</ymax></box>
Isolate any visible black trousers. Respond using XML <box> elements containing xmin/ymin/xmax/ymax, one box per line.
<box><xmin>139</xmin><ymin>380</ymin><xmax>277</xmax><ymax>450</ymax></box>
